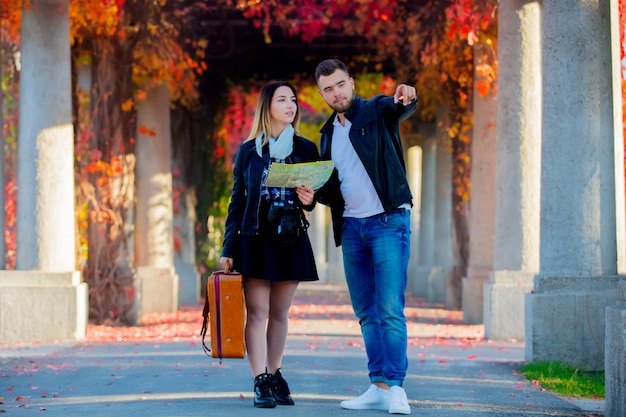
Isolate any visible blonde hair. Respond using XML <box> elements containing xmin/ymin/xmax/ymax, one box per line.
<box><xmin>246</xmin><ymin>81</ymin><xmax>301</xmax><ymax>144</ymax></box>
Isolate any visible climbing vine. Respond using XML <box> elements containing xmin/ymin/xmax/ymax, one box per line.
<box><xmin>69</xmin><ymin>0</ymin><xmax>209</xmax><ymax>323</ymax></box>
<box><xmin>230</xmin><ymin>0</ymin><xmax>497</xmax><ymax>307</ymax></box>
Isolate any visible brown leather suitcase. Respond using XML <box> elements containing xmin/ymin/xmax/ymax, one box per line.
<box><xmin>201</xmin><ymin>269</ymin><xmax>246</xmax><ymax>360</ymax></box>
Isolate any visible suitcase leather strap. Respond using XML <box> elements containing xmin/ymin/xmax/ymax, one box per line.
<box><xmin>201</xmin><ymin>291</ymin><xmax>212</xmax><ymax>357</ymax></box>
<box><xmin>200</xmin><ymin>273</ymin><xmax>226</xmax><ymax>362</ymax></box>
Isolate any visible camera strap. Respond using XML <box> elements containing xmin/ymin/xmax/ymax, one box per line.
<box><xmin>262</xmin><ymin>143</ymin><xmax>295</xmax><ymax>205</ymax></box>
<box><xmin>262</xmin><ymin>145</ymin><xmax>281</xmax><ymax>203</ymax></box>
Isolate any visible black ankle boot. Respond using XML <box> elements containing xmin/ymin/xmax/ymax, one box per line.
<box><xmin>270</xmin><ymin>368</ymin><xmax>294</xmax><ymax>405</ymax></box>
<box><xmin>253</xmin><ymin>373</ymin><xmax>276</xmax><ymax>408</ymax></box>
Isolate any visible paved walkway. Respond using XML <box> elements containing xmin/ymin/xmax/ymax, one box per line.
<box><xmin>0</xmin><ymin>283</ymin><xmax>604</xmax><ymax>416</ymax></box>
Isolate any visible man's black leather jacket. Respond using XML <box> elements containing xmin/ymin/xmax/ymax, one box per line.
<box><xmin>221</xmin><ymin>135</ymin><xmax>320</xmax><ymax>259</ymax></box>
<box><xmin>316</xmin><ymin>95</ymin><xmax>417</xmax><ymax>247</ymax></box>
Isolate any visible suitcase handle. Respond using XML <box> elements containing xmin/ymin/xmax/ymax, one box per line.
<box><xmin>216</xmin><ymin>260</ymin><xmax>240</xmax><ymax>276</ymax></box>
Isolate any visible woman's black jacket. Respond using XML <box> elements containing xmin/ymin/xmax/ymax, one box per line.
<box><xmin>221</xmin><ymin>135</ymin><xmax>320</xmax><ymax>259</ymax></box>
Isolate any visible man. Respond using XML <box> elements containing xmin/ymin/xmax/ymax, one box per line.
<box><xmin>315</xmin><ymin>59</ymin><xmax>417</xmax><ymax>415</ymax></box>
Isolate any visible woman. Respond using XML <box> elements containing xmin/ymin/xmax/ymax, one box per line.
<box><xmin>219</xmin><ymin>81</ymin><xmax>320</xmax><ymax>408</ymax></box>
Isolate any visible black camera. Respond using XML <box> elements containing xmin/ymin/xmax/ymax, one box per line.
<box><xmin>267</xmin><ymin>201</ymin><xmax>307</xmax><ymax>243</ymax></box>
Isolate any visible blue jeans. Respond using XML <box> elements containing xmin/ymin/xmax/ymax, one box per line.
<box><xmin>341</xmin><ymin>209</ymin><xmax>410</xmax><ymax>387</ymax></box>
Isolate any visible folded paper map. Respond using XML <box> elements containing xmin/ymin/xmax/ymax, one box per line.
<box><xmin>263</xmin><ymin>161</ymin><xmax>335</xmax><ymax>190</ymax></box>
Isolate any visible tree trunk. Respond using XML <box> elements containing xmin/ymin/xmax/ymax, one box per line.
<box><xmin>78</xmin><ymin>37</ymin><xmax>137</xmax><ymax>324</ymax></box>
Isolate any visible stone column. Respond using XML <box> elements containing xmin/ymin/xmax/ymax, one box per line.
<box><xmin>407</xmin><ymin>146</ymin><xmax>422</xmax><ymax>297</ymax></box>
<box><xmin>414</xmin><ymin>126</ymin><xmax>436</xmax><ymax>298</ymax></box>
<box><xmin>326</xmin><ymin>206</ymin><xmax>345</xmax><ymax>285</ymax></box>
<box><xmin>526</xmin><ymin>0</ymin><xmax>621</xmax><ymax>369</ymax></box>
<box><xmin>484</xmin><ymin>0</ymin><xmax>541</xmax><ymax>340</ymax></box>
<box><xmin>16</xmin><ymin>7</ymin><xmax>74</xmax><ymax>272</ymax></box>
<box><xmin>322</xmin><ymin>199</ymin><xmax>346</xmax><ymax>285</ymax></box>
<box><xmin>462</xmin><ymin>44</ymin><xmax>497</xmax><ymax>324</ymax></box>
<box><xmin>172</xmin><ymin>187</ymin><xmax>200</xmax><ymax>305</ymax></box>
<box><xmin>308</xmin><ymin>203</ymin><xmax>328</xmax><ymax>282</ymax></box>
<box><xmin>413</xmin><ymin>115</ymin><xmax>453</xmax><ymax>304</ymax></box>
<box><xmin>135</xmin><ymin>84</ymin><xmax>179</xmax><ymax>314</ymax></box>
<box><xmin>433</xmin><ymin>119</ymin><xmax>454</xmax><ymax>304</ymax></box>
<box><xmin>170</xmin><ymin>113</ymin><xmax>198</xmax><ymax>306</ymax></box>
<box><xmin>606</xmin><ymin>281</ymin><xmax>626</xmax><ymax>417</ymax></box>
<box><xmin>0</xmin><ymin>0</ymin><xmax>88</xmax><ymax>342</ymax></box>
<box><xmin>604</xmin><ymin>3</ymin><xmax>626</xmax><ymax>413</ymax></box>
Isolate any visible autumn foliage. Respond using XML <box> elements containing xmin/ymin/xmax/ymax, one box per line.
<box><xmin>70</xmin><ymin>0</ymin><xmax>213</xmax><ymax>323</ymax></box>
<box><xmin>0</xmin><ymin>0</ymin><xmax>21</xmax><ymax>43</ymax></box>
<box><xmin>1</xmin><ymin>0</ymin><xmax>624</xmax><ymax>322</ymax></box>
<box><xmin>231</xmin><ymin>0</ymin><xmax>497</xmax><ymax>306</ymax></box>
<box><xmin>1</xmin><ymin>0</ymin><xmax>211</xmax><ymax>323</ymax></box>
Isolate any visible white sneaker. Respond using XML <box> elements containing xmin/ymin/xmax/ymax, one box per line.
<box><xmin>340</xmin><ymin>384</ymin><xmax>390</xmax><ymax>410</ymax></box>
<box><xmin>388</xmin><ymin>386</ymin><xmax>411</xmax><ymax>415</ymax></box>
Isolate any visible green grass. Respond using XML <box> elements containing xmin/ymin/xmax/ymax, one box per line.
<box><xmin>519</xmin><ymin>362</ymin><xmax>605</xmax><ymax>399</ymax></box>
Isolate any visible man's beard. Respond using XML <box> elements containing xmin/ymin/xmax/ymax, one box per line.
<box><xmin>330</xmin><ymin>93</ymin><xmax>354</xmax><ymax>113</ymax></box>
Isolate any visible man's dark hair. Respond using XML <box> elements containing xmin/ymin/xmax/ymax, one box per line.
<box><xmin>315</xmin><ymin>59</ymin><xmax>349</xmax><ymax>84</ymax></box>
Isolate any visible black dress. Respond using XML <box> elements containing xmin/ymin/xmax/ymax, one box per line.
<box><xmin>235</xmin><ymin>199</ymin><xmax>319</xmax><ymax>282</ymax></box>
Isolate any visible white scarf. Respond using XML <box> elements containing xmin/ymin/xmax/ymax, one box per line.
<box><xmin>255</xmin><ymin>124</ymin><xmax>294</xmax><ymax>160</ymax></box>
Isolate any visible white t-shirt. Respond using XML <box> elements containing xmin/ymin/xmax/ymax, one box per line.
<box><xmin>331</xmin><ymin>116</ymin><xmax>385</xmax><ymax>218</ymax></box>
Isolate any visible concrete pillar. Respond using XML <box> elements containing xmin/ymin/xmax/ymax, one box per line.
<box><xmin>0</xmin><ymin>271</ymin><xmax>87</xmax><ymax>341</ymax></box>
<box><xmin>172</xmin><ymin>188</ymin><xmax>200</xmax><ymax>305</ymax></box>
<box><xmin>414</xmin><ymin>128</ymin><xmax>437</xmax><ymax>298</ymax></box>
<box><xmin>606</xmin><ymin>281</ymin><xmax>626</xmax><ymax>417</ymax></box>
<box><xmin>324</xmin><ymin>203</ymin><xmax>345</xmax><ymax>285</ymax></box>
<box><xmin>169</xmin><ymin>105</ymin><xmax>199</xmax><ymax>307</ymax></box>
<box><xmin>0</xmin><ymin>0</ymin><xmax>88</xmax><ymax>342</ymax></box>
<box><xmin>17</xmin><ymin>5</ymin><xmax>75</xmax><ymax>272</ymax></box>
<box><xmin>484</xmin><ymin>0</ymin><xmax>541</xmax><ymax>340</ymax></box>
<box><xmin>434</xmin><ymin>120</ymin><xmax>454</xmax><ymax>304</ymax></box>
<box><xmin>462</xmin><ymin>44</ymin><xmax>497</xmax><ymax>324</ymax></box>
<box><xmin>309</xmin><ymin>203</ymin><xmax>329</xmax><ymax>283</ymax></box>
<box><xmin>407</xmin><ymin>146</ymin><xmax>422</xmax><ymax>297</ymax></box>
<box><xmin>602</xmin><ymin>2</ymin><xmax>625</xmax><ymax>415</ymax></box>
<box><xmin>526</xmin><ymin>0</ymin><xmax>621</xmax><ymax>369</ymax></box>
<box><xmin>135</xmin><ymin>84</ymin><xmax>179</xmax><ymax>314</ymax></box>
<box><xmin>413</xmin><ymin>114</ymin><xmax>453</xmax><ymax>305</ymax></box>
